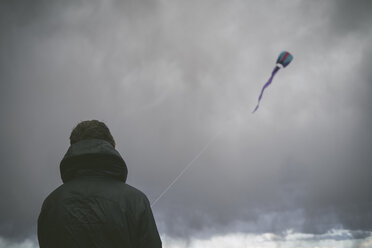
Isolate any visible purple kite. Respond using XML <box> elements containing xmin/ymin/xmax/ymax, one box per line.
<box><xmin>253</xmin><ymin>51</ymin><xmax>293</xmax><ymax>113</ymax></box>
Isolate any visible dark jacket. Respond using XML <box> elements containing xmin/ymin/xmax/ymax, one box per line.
<box><xmin>38</xmin><ymin>139</ymin><xmax>162</xmax><ymax>248</ymax></box>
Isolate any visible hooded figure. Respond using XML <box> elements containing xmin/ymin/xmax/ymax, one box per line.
<box><xmin>37</xmin><ymin>120</ymin><xmax>162</xmax><ymax>248</ymax></box>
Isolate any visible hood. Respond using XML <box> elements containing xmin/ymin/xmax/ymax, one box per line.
<box><xmin>60</xmin><ymin>139</ymin><xmax>128</xmax><ymax>183</ymax></box>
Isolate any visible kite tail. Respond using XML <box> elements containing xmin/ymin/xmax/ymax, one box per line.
<box><xmin>252</xmin><ymin>65</ymin><xmax>281</xmax><ymax>113</ymax></box>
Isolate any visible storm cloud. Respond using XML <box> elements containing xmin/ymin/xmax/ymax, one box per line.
<box><xmin>0</xmin><ymin>0</ymin><xmax>371</xmax><ymax>246</ymax></box>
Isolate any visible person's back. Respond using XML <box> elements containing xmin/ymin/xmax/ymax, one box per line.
<box><xmin>37</xmin><ymin>120</ymin><xmax>162</xmax><ymax>248</ymax></box>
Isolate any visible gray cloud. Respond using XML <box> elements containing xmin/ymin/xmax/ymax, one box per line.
<box><xmin>0</xmin><ymin>0</ymin><xmax>371</xmax><ymax>242</ymax></box>
<box><xmin>329</xmin><ymin>0</ymin><xmax>372</xmax><ymax>35</ymax></box>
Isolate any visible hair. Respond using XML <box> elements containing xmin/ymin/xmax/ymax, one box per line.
<box><xmin>70</xmin><ymin>120</ymin><xmax>115</xmax><ymax>147</ymax></box>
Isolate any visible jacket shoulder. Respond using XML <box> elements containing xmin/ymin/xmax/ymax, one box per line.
<box><xmin>42</xmin><ymin>180</ymin><xmax>150</xmax><ymax>209</ymax></box>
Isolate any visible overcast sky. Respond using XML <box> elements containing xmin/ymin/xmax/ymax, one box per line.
<box><xmin>1</xmin><ymin>0</ymin><xmax>372</xmax><ymax>247</ymax></box>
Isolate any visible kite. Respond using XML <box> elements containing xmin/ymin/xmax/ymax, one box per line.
<box><xmin>253</xmin><ymin>51</ymin><xmax>293</xmax><ymax>113</ymax></box>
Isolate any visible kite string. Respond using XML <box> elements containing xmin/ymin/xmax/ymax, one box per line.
<box><xmin>151</xmin><ymin>129</ymin><xmax>222</xmax><ymax>207</ymax></box>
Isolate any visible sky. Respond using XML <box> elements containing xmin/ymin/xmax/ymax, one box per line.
<box><xmin>1</xmin><ymin>0</ymin><xmax>372</xmax><ymax>247</ymax></box>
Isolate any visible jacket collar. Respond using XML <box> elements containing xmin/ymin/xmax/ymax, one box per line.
<box><xmin>60</xmin><ymin>139</ymin><xmax>128</xmax><ymax>183</ymax></box>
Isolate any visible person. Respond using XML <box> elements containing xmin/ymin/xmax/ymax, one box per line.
<box><xmin>37</xmin><ymin>120</ymin><xmax>162</xmax><ymax>248</ymax></box>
